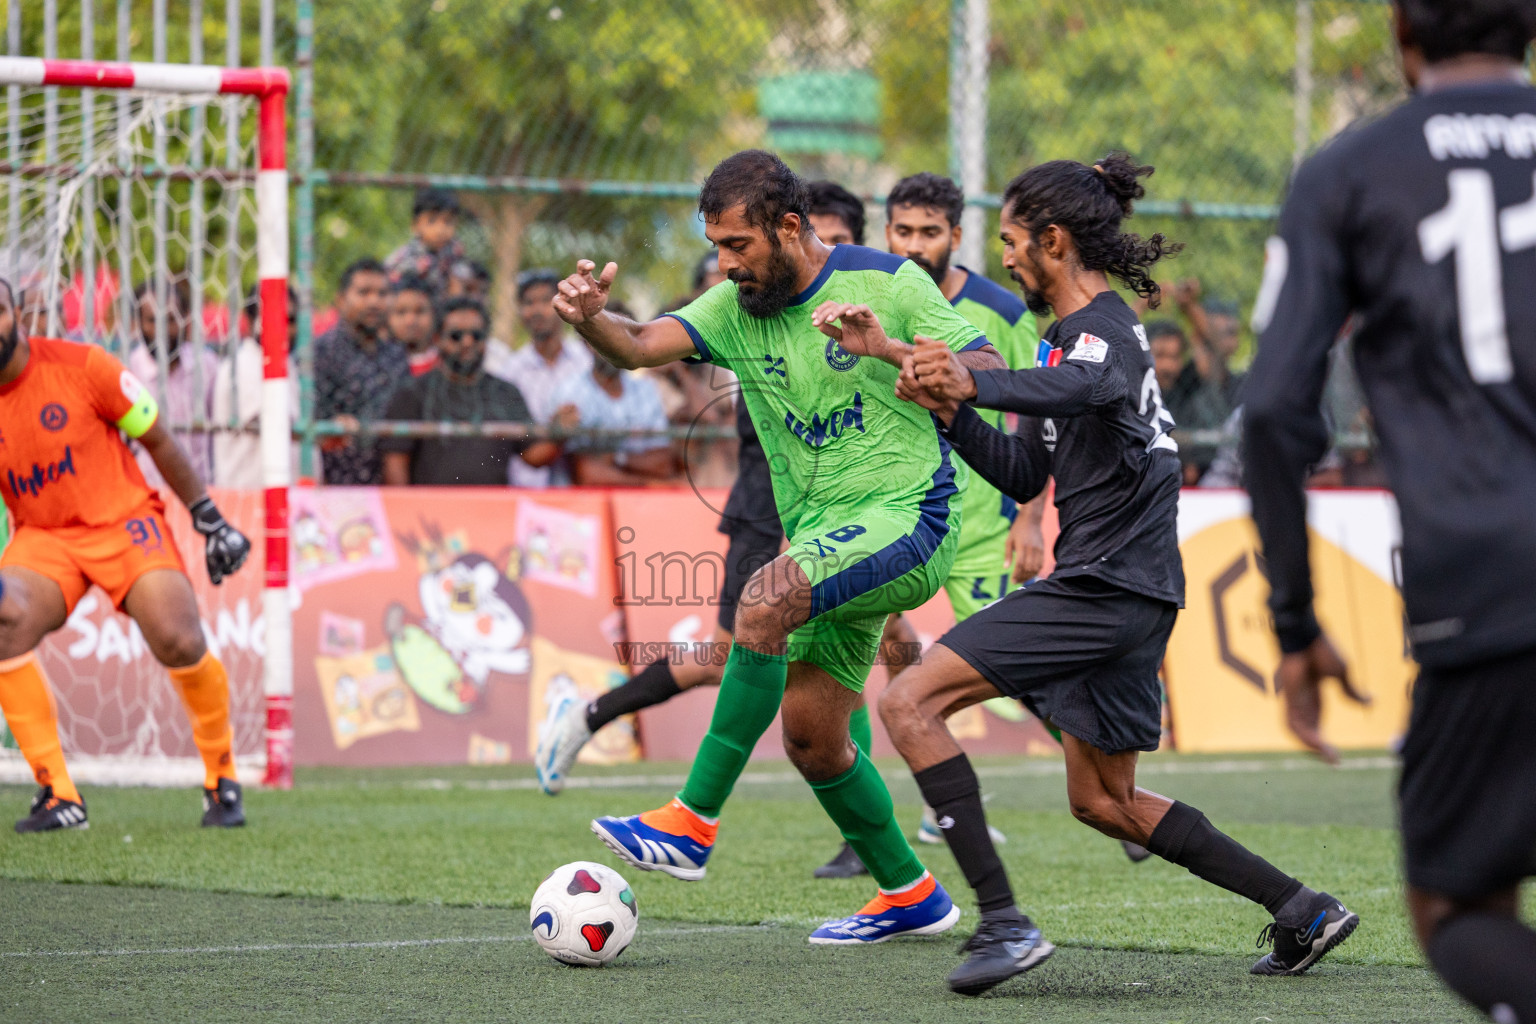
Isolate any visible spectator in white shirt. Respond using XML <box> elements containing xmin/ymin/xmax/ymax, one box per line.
<box><xmin>212</xmin><ymin>284</ymin><xmax>305</xmax><ymax>488</ymax></box>
<box><xmin>128</xmin><ymin>278</ymin><xmax>218</xmax><ymax>493</ymax></box>
<box><xmin>502</xmin><ymin>268</ymin><xmax>593</xmax><ymax>487</ymax></box>
<box><xmin>551</xmin><ymin>340</ymin><xmax>679</xmax><ymax>486</ymax></box>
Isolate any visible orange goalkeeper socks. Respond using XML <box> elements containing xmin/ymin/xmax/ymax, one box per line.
<box><xmin>167</xmin><ymin>651</ymin><xmax>235</xmax><ymax>789</ymax></box>
<box><xmin>0</xmin><ymin>652</ymin><xmax>81</xmax><ymax>804</ymax></box>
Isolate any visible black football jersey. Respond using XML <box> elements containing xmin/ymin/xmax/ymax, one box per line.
<box><xmin>719</xmin><ymin>393</ymin><xmax>784</xmax><ymax>539</ymax></box>
<box><xmin>1246</xmin><ymin>79</ymin><xmax>1536</xmax><ymax>669</ymax></box>
<box><xmin>943</xmin><ymin>290</ymin><xmax>1185</xmax><ymax>606</ymax></box>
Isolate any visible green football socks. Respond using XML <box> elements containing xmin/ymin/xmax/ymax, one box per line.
<box><xmin>810</xmin><ymin>749</ymin><xmax>925</xmax><ymax>891</ymax></box>
<box><xmin>848</xmin><ymin>702</ymin><xmax>873</xmax><ymax>756</ymax></box>
<box><xmin>677</xmin><ymin>645</ymin><xmax>787</xmax><ymax>819</ymax></box>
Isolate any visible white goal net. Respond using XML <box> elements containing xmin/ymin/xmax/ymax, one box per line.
<box><xmin>0</xmin><ymin>73</ymin><xmax>273</xmax><ymax>787</ymax></box>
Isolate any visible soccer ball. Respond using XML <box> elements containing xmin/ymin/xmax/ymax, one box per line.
<box><xmin>529</xmin><ymin>861</ymin><xmax>638</xmax><ymax>966</ymax></box>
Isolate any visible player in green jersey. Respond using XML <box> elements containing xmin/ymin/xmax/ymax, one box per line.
<box><xmin>880</xmin><ymin>172</ymin><xmax>1051</xmax><ymax>857</ymax></box>
<box><xmin>564</xmin><ymin>150</ymin><xmax>1007</xmax><ymax>944</ymax></box>
<box><xmin>886</xmin><ymin>172</ymin><xmax>1046</xmax><ymax>622</ymax></box>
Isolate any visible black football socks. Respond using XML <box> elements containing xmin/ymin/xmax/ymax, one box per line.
<box><xmin>1147</xmin><ymin>800</ymin><xmax>1317</xmax><ymax>925</ymax></box>
<box><xmin>914</xmin><ymin>754</ymin><xmax>1021</xmax><ymax>923</ymax></box>
<box><xmin>1427</xmin><ymin>912</ymin><xmax>1536</xmax><ymax>1022</ymax></box>
<box><xmin>586</xmin><ymin>659</ymin><xmax>683</xmax><ymax>733</ymax></box>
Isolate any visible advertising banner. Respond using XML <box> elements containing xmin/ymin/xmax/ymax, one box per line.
<box><xmin>17</xmin><ymin>484</ymin><xmax>1413</xmax><ymax>772</ymax></box>
<box><xmin>289</xmin><ymin>487</ymin><xmax>638</xmax><ymax>767</ymax></box>
<box><xmin>1164</xmin><ymin>490</ymin><xmax>1414</xmax><ymax>753</ymax></box>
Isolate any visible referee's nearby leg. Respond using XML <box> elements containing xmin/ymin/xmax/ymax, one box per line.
<box><xmin>1410</xmin><ymin>885</ymin><xmax>1536</xmax><ymax>1023</ymax></box>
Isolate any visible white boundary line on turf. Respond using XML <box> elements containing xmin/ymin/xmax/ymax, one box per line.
<box><xmin>403</xmin><ymin>755</ymin><xmax>1398</xmax><ymax>793</ymax></box>
<box><xmin>0</xmin><ymin>924</ymin><xmax>771</xmax><ymax>959</ymax></box>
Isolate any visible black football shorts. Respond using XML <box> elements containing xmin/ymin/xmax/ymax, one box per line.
<box><xmin>1399</xmin><ymin>644</ymin><xmax>1536</xmax><ymax>901</ymax></box>
<box><xmin>939</xmin><ymin>574</ymin><xmax>1177</xmax><ymax>755</ymax></box>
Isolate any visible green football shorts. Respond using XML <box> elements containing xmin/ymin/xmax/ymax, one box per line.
<box><xmin>784</xmin><ymin>500</ymin><xmax>960</xmax><ymax>692</ymax></box>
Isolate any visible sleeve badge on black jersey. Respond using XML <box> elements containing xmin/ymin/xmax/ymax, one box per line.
<box><xmin>1067</xmin><ymin>333</ymin><xmax>1108</xmax><ymax>363</ymax></box>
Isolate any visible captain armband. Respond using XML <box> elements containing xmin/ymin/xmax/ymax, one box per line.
<box><xmin>114</xmin><ymin>370</ymin><xmax>160</xmax><ymax>438</ymax></box>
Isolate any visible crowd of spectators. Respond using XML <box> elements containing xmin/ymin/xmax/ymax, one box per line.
<box><xmin>312</xmin><ymin>188</ymin><xmax>709</xmax><ymax>490</ymax></box>
<box><xmin>21</xmin><ymin>185</ymin><xmax>1376</xmax><ymax>494</ymax></box>
<box><xmin>1138</xmin><ymin>277</ymin><xmax>1380</xmax><ymax>488</ymax></box>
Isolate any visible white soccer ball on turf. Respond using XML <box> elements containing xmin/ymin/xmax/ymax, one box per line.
<box><xmin>529</xmin><ymin>861</ymin><xmax>638</xmax><ymax>966</ymax></box>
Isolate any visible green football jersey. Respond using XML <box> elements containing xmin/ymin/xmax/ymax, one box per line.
<box><xmin>947</xmin><ymin>266</ymin><xmax>1041</xmax><ymax>566</ymax></box>
<box><xmin>668</xmin><ymin>246</ymin><xmax>986</xmax><ymax>539</ymax></box>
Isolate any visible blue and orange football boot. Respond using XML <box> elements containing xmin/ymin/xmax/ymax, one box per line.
<box><xmin>808</xmin><ymin>872</ymin><xmax>961</xmax><ymax>944</ymax></box>
<box><xmin>591</xmin><ymin>798</ymin><xmax>716</xmax><ymax>881</ymax></box>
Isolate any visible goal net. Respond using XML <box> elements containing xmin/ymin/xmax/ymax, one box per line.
<box><xmin>0</xmin><ymin>58</ymin><xmax>292</xmax><ymax>788</ymax></box>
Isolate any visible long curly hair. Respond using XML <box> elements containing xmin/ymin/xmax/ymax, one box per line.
<box><xmin>1000</xmin><ymin>152</ymin><xmax>1182</xmax><ymax>308</ymax></box>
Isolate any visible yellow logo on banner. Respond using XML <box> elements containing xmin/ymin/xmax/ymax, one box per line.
<box><xmin>1165</xmin><ymin>517</ymin><xmax>1415</xmax><ymax>753</ymax></box>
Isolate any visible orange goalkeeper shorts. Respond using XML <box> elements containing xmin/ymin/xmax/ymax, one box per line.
<box><xmin>1</xmin><ymin>501</ymin><xmax>188</xmax><ymax>613</ymax></box>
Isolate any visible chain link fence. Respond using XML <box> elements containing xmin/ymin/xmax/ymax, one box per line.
<box><xmin>6</xmin><ymin>0</ymin><xmax>1411</xmax><ymax>479</ymax></box>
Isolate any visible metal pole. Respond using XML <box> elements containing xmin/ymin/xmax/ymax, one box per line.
<box><xmin>226</xmin><ymin>0</ymin><xmax>244</xmax><ymax>428</ymax></box>
<box><xmin>946</xmin><ymin>0</ymin><xmax>965</xmax><ymax>186</ymax></box>
<box><xmin>152</xmin><ymin>0</ymin><xmax>172</xmax><ymax>408</ymax></box>
<box><xmin>958</xmin><ymin>0</ymin><xmax>988</xmax><ymax>272</ymax></box>
<box><xmin>296</xmin><ymin>0</ymin><xmax>317</xmax><ymax>479</ymax></box>
<box><xmin>1293</xmin><ymin>0</ymin><xmax>1314</xmax><ymax>170</ymax></box>
<box><xmin>43</xmin><ymin>0</ymin><xmax>58</xmax><ymax>337</ymax></box>
<box><xmin>82</xmin><ymin>0</ymin><xmax>96</xmax><ymax>342</ymax></box>
<box><xmin>260</xmin><ymin>0</ymin><xmax>275</xmax><ymax>68</ymax></box>
<box><xmin>6</xmin><ymin>1</ymin><xmax>20</xmax><ymax>283</ymax></box>
<box><xmin>114</xmin><ymin>0</ymin><xmax>131</xmax><ymax>359</ymax></box>
<box><xmin>190</xmin><ymin>0</ymin><xmax>208</xmax><ymax>443</ymax></box>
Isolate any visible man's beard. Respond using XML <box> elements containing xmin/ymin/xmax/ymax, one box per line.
<box><xmin>731</xmin><ymin>242</ymin><xmax>799</xmax><ymax>320</ymax></box>
<box><xmin>442</xmin><ymin>349</ymin><xmax>485</xmax><ymax>377</ymax></box>
<box><xmin>1011</xmin><ymin>246</ymin><xmax>1052</xmax><ymax>316</ymax></box>
<box><xmin>0</xmin><ymin>322</ymin><xmax>18</xmax><ymax>371</ymax></box>
<box><xmin>908</xmin><ymin>249</ymin><xmax>950</xmax><ymax>287</ymax></box>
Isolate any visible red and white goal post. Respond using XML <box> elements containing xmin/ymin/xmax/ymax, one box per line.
<box><xmin>0</xmin><ymin>58</ymin><xmax>293</xmax><ymax>787</ymax></box>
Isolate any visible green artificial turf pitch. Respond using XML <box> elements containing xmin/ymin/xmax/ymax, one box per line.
<box><xmin>0</xmin><ymin>753</ymin><xmax>1511</xmax><ymax>1023</ymax></box>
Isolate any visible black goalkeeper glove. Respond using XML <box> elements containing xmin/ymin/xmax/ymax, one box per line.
<box><xmin>190</xmin><ymin>496</ymin><xmax>251</xmax><ymax>585</ymax></box>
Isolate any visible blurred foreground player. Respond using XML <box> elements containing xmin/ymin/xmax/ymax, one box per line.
<box><xmin>0</xmin><ymin>279</ymin><xmax>251</xmax><ymax>832</ymax></box>
<box><xmin>885</xmin><ymin>154</ymin><xmax>1357</xmax><ymax>994</ymax></box>
<box><xmin>1244</xmin><ymin>2</ymin><xmax>1536</xmax><ymax>1020</ymax></box>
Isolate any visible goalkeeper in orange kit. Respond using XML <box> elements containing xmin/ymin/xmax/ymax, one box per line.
<box><xmin>0</xmin><ymin>278</ymin><xmax>252</xmax><ymax>832</ymax></box>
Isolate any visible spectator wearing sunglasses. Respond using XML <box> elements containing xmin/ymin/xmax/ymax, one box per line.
<box><xmin>381</xmin><ymin>297</ymin><xmax>562</xmax><ymax>486</ymax></box>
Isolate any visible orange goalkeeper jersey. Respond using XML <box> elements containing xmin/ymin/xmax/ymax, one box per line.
<box><xmin>0</xmin><ymin>338</ymin><xmax>162</xmax><ymax>530</ymax></box>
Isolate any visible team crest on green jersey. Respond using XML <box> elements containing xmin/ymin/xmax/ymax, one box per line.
<box><xmin>824</xmin><ymin>339</ymin><xmax>860</xmax><ymax>371</ymax></box>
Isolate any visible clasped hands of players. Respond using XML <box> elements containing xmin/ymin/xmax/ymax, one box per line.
<box><xmin>808</xmin><ymin>304</ymin><xmax>977</xmax><ymax>423</ymax></box>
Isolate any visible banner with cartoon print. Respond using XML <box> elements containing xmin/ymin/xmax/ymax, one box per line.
<box><xmin>291</xmin><ymin>487</ymin><xmax>639</xmax><ymax>767</ymax></box>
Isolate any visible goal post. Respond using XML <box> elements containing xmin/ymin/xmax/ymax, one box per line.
<box><xmin>0</xmin><ymin>58</ymin><xmax>293</xmax><ymax>788</ymax></box>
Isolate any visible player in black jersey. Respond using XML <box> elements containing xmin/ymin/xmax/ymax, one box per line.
<box><xmin>881</xmin><ymin>152</ymin><xmax>1358</xmax><ymax>996</ymax></box>
<box><xmin>1244</xmin><ymin>2</ymin><xmax>1536</xmax><ymax>1020</ymax></box>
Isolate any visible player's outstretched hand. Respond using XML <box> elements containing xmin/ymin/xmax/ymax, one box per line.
<box><xmin>1275</xmin><ymin>631</ymin><xmax>1371</xmax><ymax>765</ymax></box>
<box><xmin>190</xmin><ymin>496</ymin><xmax>251</xmax><ymax>586</ymax></box>
<box><xmin>911</xmin><ymin>335</ymin><xmax>977</xmax><ymax>402</ymax></box>
<box><xmin>811</xmin><ymin>302</ymin><xmax>907</xmax><ymax>366</ymax></box>
<box><xmin>553</xmin><ymin>260</ymin><xmax>618</xmax><ymax>325</ymax></box>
